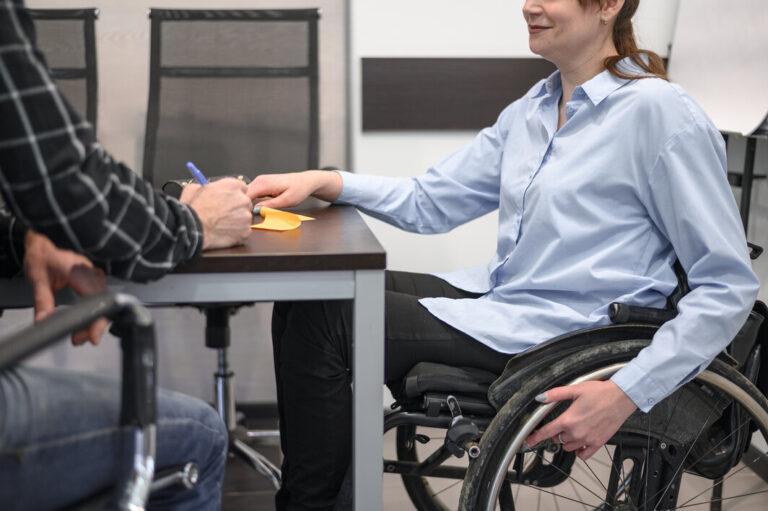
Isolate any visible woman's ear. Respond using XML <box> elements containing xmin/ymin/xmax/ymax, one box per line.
<box><xmin>602</xmin><ymin>0</ymin><xmax>625</xmax><ymax>22</ymax></box>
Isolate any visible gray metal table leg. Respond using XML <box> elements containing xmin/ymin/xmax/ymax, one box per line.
<box><xmin>353</xmin><ymin>270</ymin><xmax>385</xmax><ymax>511</ymax></box>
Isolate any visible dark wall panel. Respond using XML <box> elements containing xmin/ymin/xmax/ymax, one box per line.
<box><xmin>362</xmin><ymin>57</ymin><xmax>556</xmax><ymax>131</ymax></box>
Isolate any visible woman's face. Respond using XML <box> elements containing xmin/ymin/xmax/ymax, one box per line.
<box><xmin>522</xmin><ymin>0</ymin><xmax>605</xmax><ymax>67</ymax></box>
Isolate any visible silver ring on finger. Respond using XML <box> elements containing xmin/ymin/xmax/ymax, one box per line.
<box><xmin>558</xmin><ymin>432</ymin><xmax>563</xmax><ymax>444</ymax></box>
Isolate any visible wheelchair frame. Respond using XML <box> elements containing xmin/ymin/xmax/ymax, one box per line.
<box><xmin>383</xmin><ymin>311</ymin><xmax>768</xmax><ymax>511</ymax></box>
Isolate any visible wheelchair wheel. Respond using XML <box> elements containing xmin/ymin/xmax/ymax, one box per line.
<box><xmin>460</xmin><ymin>340</ymin><xmax>768</xmax><ymax>510</ymax></box>
<box><xmin>395</xmin><ymin>423</ymin><xmax>467</xmax><ymax>511</ymax></box>
<box><xmin>392</xmin><ymin>414</ymin><xmax>571</xmax><ymax>510</ymax></box>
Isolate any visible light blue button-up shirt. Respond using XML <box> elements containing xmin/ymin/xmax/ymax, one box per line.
<box><xmin>336</xmin><ymin>62</ymin><xmax>759</xmax><ymax>412</ymax></box>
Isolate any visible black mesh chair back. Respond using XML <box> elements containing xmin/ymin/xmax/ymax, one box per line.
<box><xmin>143</xmin><ymin>9</ymin><xmax>320</xmax><ymax>186</ymax></box>
<box><xmin>29</xmin><ymin>8</ymin><xmax>99</xmax><ymax>131</ymax></box>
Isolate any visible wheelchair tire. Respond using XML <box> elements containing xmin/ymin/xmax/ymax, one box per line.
<box><xmin>460</xmin><ymin>340</ymin><xmax>768</xmax><ymax>511</ymax></box>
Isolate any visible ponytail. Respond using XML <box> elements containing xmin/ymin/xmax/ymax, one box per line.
<box><xmin>584</xmin><ymin>0</ymin><xmax>667</xmax><ymax>80</ymax></box>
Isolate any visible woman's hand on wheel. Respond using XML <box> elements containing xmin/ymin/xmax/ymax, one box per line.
<box><xmin>524</xmin><ymin>380</ymin><xmax>638</xmax><ymax>460</ymax></box>
<box><xmin>246</xmin><ymin>170</ymin><xmax>343</xmax><ymax>209</ymax></box>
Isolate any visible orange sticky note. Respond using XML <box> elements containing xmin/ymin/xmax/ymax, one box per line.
<box><xmin>251</xmin><ymin>207</ymin><xmax>315</xmax><ymax>231</ymax></box>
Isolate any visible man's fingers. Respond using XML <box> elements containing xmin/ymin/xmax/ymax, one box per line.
<box><xmin>31</xmin><ymin>273</ymin><xmax>55</xmax><ymax>322</ymax></box>
<box><xmin>88</xmin><ymin>318</ymin><xmax>109</xmax><ymax>345</ymax></box>
<box><xmin>72</xmin><ymin>329</ymin><xmax>90</xmax><ymax>346</ymax></box>
<box><xmin>68</xmin><ymin>265</ymin><xmax>107</xmax><ymax>296</ymax></box>
<box><xmin>72</xmin><ymin>318</ymin><xmax>108</xmax><ymax>346</ymax></box>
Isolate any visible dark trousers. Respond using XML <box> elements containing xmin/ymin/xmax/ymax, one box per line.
<box><xmin>271</xmin><ymin>270</ymin><xmax>510</xmax><ymax>511</ymax></box>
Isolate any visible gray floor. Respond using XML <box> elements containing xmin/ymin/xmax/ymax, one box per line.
<box><xmin>225</xmin><ymin>419</ymin><xmax>768</xmax><ymax>510</ymax></box>
<box><xmin>221</xmin><ymin>415</ymin><xmax>418</xmax><ymax>510</ymax></box>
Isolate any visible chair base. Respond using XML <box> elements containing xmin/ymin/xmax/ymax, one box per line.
<box><xmin>230</xmin><ymin>427</ymin><xmax>282</xmax><ymax>490</ymax></box>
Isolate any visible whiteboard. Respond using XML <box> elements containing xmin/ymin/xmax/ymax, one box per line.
<box><xmin>669</xmin><ymin>0</ymin><xmax>768</xmax><ymax>135</ymax></box>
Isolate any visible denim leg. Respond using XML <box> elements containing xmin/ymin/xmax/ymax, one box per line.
<box><xmin>0</xmin><ymin>366</ymin><xmax>227</xmax><ymax>511</ymax></box>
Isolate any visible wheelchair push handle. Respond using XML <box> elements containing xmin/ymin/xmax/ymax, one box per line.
<box><xmin>0</xmin><ymin>292</ymin><xmax>151</xmax><ymax>370</ymax></box>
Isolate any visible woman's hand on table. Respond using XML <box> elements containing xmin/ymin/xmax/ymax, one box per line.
<box><xmin>524</xmin><ymin>380</ymin><xmax>638</xmax><ymax>460</ymax></box>
<box><xmin>247</xmin><ymin>170</ymin><xmax>343</xmax><ymax>209</ymax></box>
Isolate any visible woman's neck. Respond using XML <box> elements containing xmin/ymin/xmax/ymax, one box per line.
<box><xmin>556</xmin><ymin>43</ymin><xmax>619</xmax><ymax>129</ymax></box>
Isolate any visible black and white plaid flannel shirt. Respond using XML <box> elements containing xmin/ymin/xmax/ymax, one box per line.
<box><xmin>0</xmin><ymin>0</ymin><xmax>203</xmax><ymax>281</ymax></box>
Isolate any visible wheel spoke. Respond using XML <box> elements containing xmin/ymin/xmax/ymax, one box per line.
<box><xmin>430</xmin><ymin>478</ymin><xmax>462</xmax><ymax>498</ymax></box>
<box><xmin>653</xmin><ymin>392</ymin><xmax>726</xmax><ymax>506</ymax></box>
<box><xmin>673</xmin><ymin>488</ymin><xmax>768</xmax><ymax>509</ymax></box>
<box><xmin>527</xmin><ymin>448</ymin><xmax>609</xmax><ymax>505</ymax></box>
<box><xmin>603</xmin><ymin>444</ymin><xmax>622</xmax><ymax>487</ymax></box>
<box><xmin>677</xmin><ymin>448</ymin><xmax>767</xmax><ymax>509</ymax></box>
<box><xmin>651</xmin><ymin>412</ymin><xmax>751</xmax><ymax>507</ymax></box>
<box><xmin>579</xmin><ymin>456</ymin><xmax>608</xmax><ymax>492</ymax></box>
<box><xmin>515</xmin><ymin>479</ymin><xmax>609</xmax><ymax>510</ymax></box>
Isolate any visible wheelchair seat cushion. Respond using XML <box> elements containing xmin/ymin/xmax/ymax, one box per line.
<box><xmin>394</xmin><ymin>362</ymin><xmax>499</xmax><ymax>401</ymax></box>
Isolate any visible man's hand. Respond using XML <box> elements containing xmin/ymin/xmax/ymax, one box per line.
<box><xmin>180</xmin><ymin>178</ymin><xmax>253</xmax><ymax>250</ymax></box>
<box><xmin>524</xmin><ymin>380</ymin><xmax>638</xmax><ymax>460</ymax></box>
<box><xmin>246</xmin><ymin>170</ymin><xmax>343</xmax><ymax>209</ymax></box>
<box><xmin>24</xmin><ymin>231</ymin><xmax>108</xmax><ymax>346</ymax></box>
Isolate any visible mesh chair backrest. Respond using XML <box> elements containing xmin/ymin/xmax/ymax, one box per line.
<box><xmin>143</xmin><ymin>9</ymin><xmax>320</xmax><ymax>187</ymax></box>
<box><xmin>29</xmin><ymin>9</ymin><xmax>99</xmax><ymax>131</ymax></box>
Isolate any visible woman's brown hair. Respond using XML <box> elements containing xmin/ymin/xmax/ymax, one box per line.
<box><xmin>582</xmin><ymin>0</ymin><xmax>667</xmax><ymax>80</ymax></box>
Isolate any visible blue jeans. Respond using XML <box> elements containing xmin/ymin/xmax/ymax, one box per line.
<box><xmin>0</xmin><ymin>366</ymin><xmax>228</xmax><ymax>510</ymax></box>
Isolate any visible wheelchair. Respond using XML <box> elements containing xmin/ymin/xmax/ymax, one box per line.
<box><xmin>0</xmin><ymin>292</ymin><xmax>198</xmax><ymax>511</ymax></box>
<box><xmin>383</xmin><ymin>268</ymin><xmax>768</xmax><ymax>510</ymax></box>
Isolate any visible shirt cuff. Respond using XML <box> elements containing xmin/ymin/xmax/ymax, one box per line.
<box><xmin>334</xmin><ymin>170</ymin><xmax>363</xmax><ymax>205</ymax></box>
<box><xmin>610</xmin><ymin>361</ymin><xmax>668</xmax><ymax>413</ymax></box>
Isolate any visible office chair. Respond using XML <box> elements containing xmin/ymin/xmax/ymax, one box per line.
<box><xmin>142</xmin><ymin>8</ymin><xmax>319</xmax><ymax>185</ymax></box>
<box><xmin>142</xmin><ymin>8</ymin><xmax>322</xmax><ymax>488</ymax></box>
<box><xmin>29</xmin><ymin>8</ymin><xmax>99</xmax><ymax>132</ymax></box>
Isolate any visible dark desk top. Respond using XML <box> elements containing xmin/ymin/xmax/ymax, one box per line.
<box><xmin>173</xmin><ymin>206</ymin><xmax>386</xmax><ymax>274</ymax></box>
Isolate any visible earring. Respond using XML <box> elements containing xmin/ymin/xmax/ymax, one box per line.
<box><xmin>601</xmin><ymin>16</ymin><xmax>608</xmax><ymax>25</ymax></box>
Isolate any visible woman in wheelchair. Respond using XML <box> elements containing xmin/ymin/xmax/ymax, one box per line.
<box><xmin>248</xmin><ymin>1</ymin><xmax>764</xmax><ymax>509</ymax></box>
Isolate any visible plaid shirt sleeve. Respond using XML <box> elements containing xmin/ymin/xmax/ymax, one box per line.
<box><xmin>0</xmin><ymin>0</ymin><xmax>203</xmax><ymax>282</ymax></box>
<box><xmin>0</xmin><ymin>204</ymin><xmax>26</xmax><ymax>278</ymax></box>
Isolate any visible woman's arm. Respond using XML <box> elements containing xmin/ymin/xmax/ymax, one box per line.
<box><xmin>247</xmin><ymin>102</ymin><xmax>521</xmax><ymax>234</ymax></box>
<box><xmin>610</xmin><ymin>121</ymin><xmax>758</xmax><ymax>411</ymax></box>
<box><xmin>526</xmin><ymin>118</ymin><xmax>759</xmax><ymax>460</ymax></box>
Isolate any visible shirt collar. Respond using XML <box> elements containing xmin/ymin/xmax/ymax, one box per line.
<box><xmin>533</xmin><ymin>56</ymin><xmax>643</xmax><ymax>105</ymax></box>
<box><xmin>533</xmin><ymin>70</ymin><xmax>561</xmax><ymax>99</ymax></box>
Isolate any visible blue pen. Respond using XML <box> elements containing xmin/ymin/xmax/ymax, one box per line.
<box><xmin>186</xmin><ymin>161</ymin><xmax>209</xmax><ymax>185</ymax></box>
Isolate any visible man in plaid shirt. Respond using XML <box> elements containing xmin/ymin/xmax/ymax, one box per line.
<box><xmin>0</xmin><ymin>0</ymin><xmax>254</xmax><ymax>508</ymax></box>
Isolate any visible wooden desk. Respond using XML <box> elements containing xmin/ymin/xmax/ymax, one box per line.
<box><xmin>0</xmin><ymin>206</ymin><xmax>386</xmax><ymax>511</ymax></box>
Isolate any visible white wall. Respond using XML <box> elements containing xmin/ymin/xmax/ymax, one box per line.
<box><xmin>350</xmin><ymin>0</ymin><xmax>681</xmax><ymax>274</ymax></box>
<box><xmin>26</xmin><ymin>0</ymin><xmax>348</xmax><ymax>173</ymax></box>
<box><xmin>8</xmin><ymin>0</ymin><xmax>348</xmax><ymax>403</ymax></box>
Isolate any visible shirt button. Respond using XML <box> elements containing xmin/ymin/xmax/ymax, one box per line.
<box><xmin>648</xmin><ymin>398</ymin><xmax>655</xmax><ymax>405</ymax></box>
